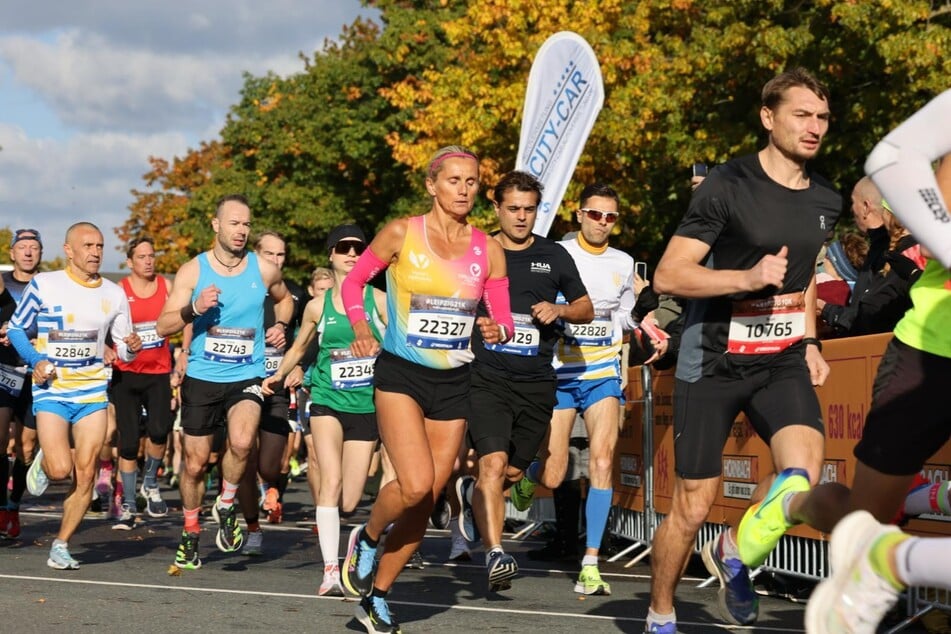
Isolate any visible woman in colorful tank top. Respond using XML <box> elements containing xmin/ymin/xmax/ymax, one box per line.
<box><xmin>262</xmin><ymin>224</ymin><xmax>386</xmax><ymax>597</ymax></box>
<box><xmin>337</xmin><ymin>145</ymin><xmax>515</xmax><ymax>630</ymax></box>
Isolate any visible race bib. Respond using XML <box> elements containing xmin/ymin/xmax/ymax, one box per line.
<box><xmin>203</xmin><ymin>326</ymin><xmax>255</xmax><ymax>364</ymax></box>
<box><xmin>563</xmin><ymin>308</ymin><xmax>613</xmax><ymax>347</ymax></box>
<box><xmin>485</xmin><ymin>312</ymin><xmax>540</xmax><ymax>356</ymax></box>
<box><xmin>727</xmin><ymin>292</ymin><xmax>806</xmax><ymax>354</ymax></box>
<box><xmin>406</xmin><ymin>295</ymin><xmax>477</xmax><ymax>350</ymax></box>
<box><xmin>0</xmin><ymin>364</ymin><xmax>27</xmax><ymax>397</ymax></box>
<box><xmin>134</xmin><ymin>321</ymin><xmax>163</xmax><ymax>350</ymax></box>
<box><xmin>47</xmin><ymin>329</ymin><xmax>98</xmax><ymax>368</ymax></box>
<box><xmin>264</xmin><ymin>345</ymin><xmax>283</xmax><ymax>377</ymax></box>
<box><xmin>329</xmin><ymin>348</ymin><xmax>376</xmax><ymax>389</ymax></box>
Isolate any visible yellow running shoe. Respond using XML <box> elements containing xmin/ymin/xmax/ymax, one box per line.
<box><xmin>737</xmin><ymin>467</ymin><xmax>810</xmax><ymax>567</ymax></box>
<box><xmin>574</xmin><ymin>564</ymin><xmax>611</xmax><ymax>595</ymax></box>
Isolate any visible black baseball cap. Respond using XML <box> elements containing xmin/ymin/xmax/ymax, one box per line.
<box><xmin>11</xmin><ymin>228</ymin><xmax>42</xmax><ymax>249</ymax></box>
<box><xmin>326</xmin><ymin>224</ymin><xmax>365</xmax><ymax>250</ymax></box>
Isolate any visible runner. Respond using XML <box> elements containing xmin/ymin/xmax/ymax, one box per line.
<box><xmin>108</xmin><ymin>237</ymin><xmax>174</xmax><ymax>530</ymax></box>
<box><xmin>9</xmin><ymin>222</ymin><xmax>142</xmax><ymax>568</ymax></box>
<box><xmin>264</xmin><ymin>224</ymin><xmax>387</xmax><ymax>596</ymax></box>
<box><xmin>0</xmin><ymin>228</ymin><xmax>43</xmax><ymax>539</ymax></box>
<box><xmin>458</xmin><ymin>170</ymin><xmax>592</xmax><ymax>593</ymax></box>
<box><xmin>156</xmin><ymin>194</ymin><xmax>293</xmax><ymax>570</ymax></box>
<box><xmin>339</xmin><ymin>146</ymin><xmax>514</xmax><ymax>633</ymax></box>
<box><xmin>806</xmin><ymin>95</ymin><xmax>951</xmax><ymax>633</ymax></box>
<box><xmin>645</xmin><ymin>68</ymin><xmax>844</xmax><ymax>632</ymax></box>
<box><xmin>509</xmin><ymin>182</ymin><xmax>660</xmax><ymax>596</ymax></box>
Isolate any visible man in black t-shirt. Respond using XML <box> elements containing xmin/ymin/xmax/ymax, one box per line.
<box><xmin>457</xmin><ymin>171</ymin><xmax>593</xmax><ymax>593</ymax></box>
<box><xmin>645</xmin><ymin>68</ymin><xmax>845</xmax><ymax>632</ymax></box>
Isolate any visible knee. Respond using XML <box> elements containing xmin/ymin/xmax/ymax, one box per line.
<box><xmin>479</xmin><ymin>455</ymin><xmax>507</xmax><ymax>482</ymax></box>
<box><xmin>589</xmin><ymin>453</ymin><xmax>614</xmax><ymax>478</ymax></box>
<box><xmin>227</xmin><ymin>437</ymin><xmax>253</xmax><ymax>460</ymax></box>
<box><xmin>401</xmin><ymin>480</ymin><xmax>434</xmax><ymax>509</ymax></box>
<box><xmin>46</xmin><ymin>457</ymin><xmax>74</xmax><ymax>481</ymax></box>
<box><xmin>672</xmin><ymin>482</ymin><xmax>716</xmax><ymax>530</ymax></box>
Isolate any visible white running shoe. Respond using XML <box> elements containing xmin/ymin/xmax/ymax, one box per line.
<box><xmin>26</xmin><ymin>449</ymin><xmax>49</xmax><ymax>496</ymax></box>
<box><xmin>47</xmin><ymin>542</ymin><xmax>79</xmax><ymax>570</ymax></box>
<box><xmin>318</xmin><ymin>564</ymin><xmax>344</xmax><ymax>596</ymax></box>
<box><xmin>805</xmin><ymin>510</ymin><xmax>904</xmax><ymax>634</ymax></box>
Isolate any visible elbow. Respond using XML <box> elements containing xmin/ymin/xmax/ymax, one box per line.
<box><xmin>653</xmin><ymin>268</ymin><xmax>675</xmax><ymax>295</ymax></box>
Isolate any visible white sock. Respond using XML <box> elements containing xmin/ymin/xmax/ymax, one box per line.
<box><xmin>647</xmin><ymin>607</ymin><xmax>676</xmax><ymax>626</ymax></box>
<box><xmin>894</xmin><ymin>536</ymin><xmax>951</xmax><ymax>589</ymax></box>
<box><xmin>582</xmin><ymin>554</ymin><xmax>598</xmax><ymax>567</ymax></box>
<box><xmin>315</xmin><ymin>506</ymin><xmax>340</xmax><ymax>567</ymax></box>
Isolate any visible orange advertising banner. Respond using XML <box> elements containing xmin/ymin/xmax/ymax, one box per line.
<box><xmin>620</xmin><ymin>333</ymin><xmax>951</xmax><ymax>540</ymax></box>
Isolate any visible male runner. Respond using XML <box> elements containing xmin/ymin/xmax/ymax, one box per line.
<box><xmin>157</xmin><ymin>194</ymin><xmax>293</xmax><ymax>569</ymax></box>
<box><xmin>0</xmin><ymin>228</ymin><xmax>43</xmax><ymax>538</ymax></box>
<box><xmin>510</xmin><ymin>182</ymin><xmax>661</xmax><ymax>596</ymax></box>
<box><xmin>459</xmin><ymin>170</ymin><xmax>592</xmax><ymax>592</ymax></box>
<box><xmin>9</xmin><ymin>222</ymin><xmax>142</xmax><ymax>568</ymax></box>
<box><xmin>109</xmin><ymin>237</ymin><xmax>175</xmax><ymax>529</ymax></box>
<box><xmin>646</xmin><ymin>68</ymin><xmax>843</xmax><ymax>632</ymax></box>
<box><xmin>235</xmin><ymin>230</ymin><xmax>304</xmax><ymax>555</ymax></box>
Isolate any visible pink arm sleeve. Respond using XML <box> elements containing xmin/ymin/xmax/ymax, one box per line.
<box><xmin>341</xmin><ymin>248</ymin><xmax>388</xmax><ymax>326</ymax></box>
<box><xmin>482</xmin><ymin>277</ymin><xmax>515</xmax><ymax>343</ymax></box>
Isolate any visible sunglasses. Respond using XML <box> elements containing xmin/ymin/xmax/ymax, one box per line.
<box><xmin>332</xmin><ymin>240</ymin><xmax>366</xmax><ymax>256</ymax></box>
<box><xmin>580</xmin><ymin>208</ymin><xmax>620</xmax><ymax>223</ymax></box>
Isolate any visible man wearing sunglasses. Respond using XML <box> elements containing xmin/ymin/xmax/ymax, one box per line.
<box><xmin>645</xmin><ymin>68</ymin><xmax>843</xmax><ymax>633</ymax></box>
<box><xmin>0</xmin><ymin>229</ymin><xmax>43</xmax><ymax>539</ymax></box>
<box><xmin>509</xmin><ymin>182</ymin><xmax>663</xmax><ymax>597</ymax></box>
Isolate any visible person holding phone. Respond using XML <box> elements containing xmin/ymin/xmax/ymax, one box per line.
<box><xmin>645</xmin><ymin>68</ymin><xmax>845</xmax><ymax>632</ymax></box>
<box><xmin>508</xmin><ymin>182</ymin><xmax>661</xmax><ymax>597</ymax></box>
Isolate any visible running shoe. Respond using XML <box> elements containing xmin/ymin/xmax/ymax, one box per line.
<box><xmin>174</xmin><ymin>530</ymin><xmax>202</xmax><ymax>570</ymax></box>
<box><xmin>700</xmin><ymin>533</ymin><xmax>759</xmax><ymax>625</ymax></box>
<box><xmin>429</xmin><ymin>488</ymin><xmax>451</xmax><ymax>530</ymax></box>
<box><xmin>486</xmin><ymin>550</ymin><xmax>518</xmax><ymax>592</ymax></box>
<box><xmin>214</xmin><ymin>501</ymin><xmax>244</xmax><ymax>552</ymax></box>
<box><xmin>509</xmin><ymin>476</ymin><xmax>536</xmax><ymax>512</ymax></box>
<box><xmin>242</xmin><ymin>529</ymin><xmax>264</xmax><ymax>556</ymax></box>
<box><xmin>289</xmin><ymin>456</ymin><xmax>302</xmax><ymax>478</ymax></box>
<box><xmin>26</xmin><ymin>449</ymin><xmax>49</xmax><ymax>496</ymax></box>
<box><xmin>47</xmin><ymin>542</ymin><xmax>79</xmax><ymax>570</ymax></box>
<box><xmin>448</xmin><ymin>522</ymin><xmax>471</xmax><ymax>562</ymax></box>
<box><xmin>355</xmin><ymin>594</ymin><xmax>401</xmax><ymax>633</ymax></box>
<box><xmin>342</xmin><ymin>524</ymin><xmax>377</xmax><ymax>597</ymax></box>
<box><xmin>112</xmin><ymin>503</ymin><xmax>136</xmax><ymax>531</ymax></box>
<box><xmin>644</xmin><ymin>621</ymin><xmax>678</xmax><ymax>633</ymax></box>
<box><xmin>140</xmin><ymin>484</ymin><xmax>168</xmax><ymax>518</ymax></box>
<box><xmin>318</xmin><ymin>564</ymin><xmax>345</xmax><ymax>597</ymax></box>
<box><xmin>404</xmin><ymin>550</ymin><xmax>425</xmax><ymax>570</ymax></box>
<box><xmin>574</xmin><ymin>564</ymin><xmax>611</xmax><ymax>595</ymax></box>
<box><xmin>805</xmin><ymin>510</ymin><xmax>905</xmax><ymax>634</ymax></box>
<box><xmin>736</xmin><ymin>467</ymin><xmax>810</xmax><ymax>567</ymax></box>
<box><xmin>263</xmin><ymin>487</ymin><xmax>282</xmax><ymax>524</ymax></box>
<box><xmin>455</xmin><ymin>476</ymin><xmax>480</xmax><ymax>543</ymax></box>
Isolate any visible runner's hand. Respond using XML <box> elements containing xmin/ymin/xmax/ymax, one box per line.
<box><xmin>747</xmin><ymin>246</ymin><xmax>788</xmax><ymax>291</ymax></box>
<box><xmin>805</xmin><ymin>344</ymin><xmax>829</xmax><ymax>387</ymax></box>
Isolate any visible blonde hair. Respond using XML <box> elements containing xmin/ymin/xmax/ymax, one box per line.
<box><xmin>310</xmin><ymin>266</ymin><xmax>333</xmax><ymax>285</ymax></box>
<box><xmin>427</xmin><ymin>145</ymin><xmax>479</xmax><ymax>179</ymax></box>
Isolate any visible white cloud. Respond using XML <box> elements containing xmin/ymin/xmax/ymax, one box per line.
<box><xmin>0</xmin><ymin>1</ymin><xmax>372</xmax><ymax>271</ymax></box>
<box><xmin>0</xmin><ymin>123</ymin><xmax>190</xmax><ymax>268</ymax></box>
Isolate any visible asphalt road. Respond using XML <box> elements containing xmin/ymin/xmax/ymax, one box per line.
<box><xmin>0</xmin><ymin>477</ymin><xmax>933</xmax><ymax>633</ymax></box>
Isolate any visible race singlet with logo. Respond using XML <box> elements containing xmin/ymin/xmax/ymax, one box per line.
<box><xmin>383</xmin><ymin>215</ymin><xmax>489</xmax><ymax>370</ymax></box>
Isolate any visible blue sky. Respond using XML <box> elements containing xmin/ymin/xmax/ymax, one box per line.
<box><xmin>0</xmin><ymin>1</ymin><xmax>370</xmax><ymax>271</ymax></box>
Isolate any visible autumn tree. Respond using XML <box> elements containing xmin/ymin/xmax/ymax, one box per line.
<box><xmin>383</xmin><ymin>0</ymin><xmax>951</xmax><ymax>260</ymax></box>
<box><xmin>118</xmin><ymin>141</ymin><xmax>228</xmax><ymax>273</ymax></box>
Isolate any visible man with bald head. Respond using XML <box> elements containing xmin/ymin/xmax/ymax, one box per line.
<box><xmin>8</xmin><ymin>222</ymin><xmax>142</xmax><ymax>569</ymax></box>
<box><xmin>157</xmin><ymin>194</ymin><xmax>293</xmax><ymax>570</ymax></box>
